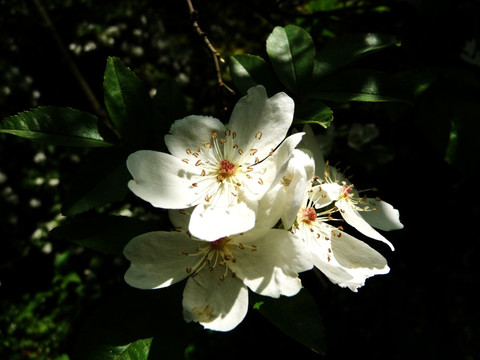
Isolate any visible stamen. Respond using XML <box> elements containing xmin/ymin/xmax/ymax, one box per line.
<box><xmin>255</xmin><ymin>131</ymin><xmax>262</xmax><ymax>139</ymax></box>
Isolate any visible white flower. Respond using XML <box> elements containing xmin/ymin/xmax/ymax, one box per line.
<box><xmin>265</xmin><ymin>124</ymin><xmax>403</xmax><ymax>291</ymax></box>
<box><xmin>292</xmin><ymin>183</ymin><xmax>390</xmax><ymax>292</ymax></box>
<box><xmin>298</xmin><ymin>125</ymin><xmax>403</xmax><ymax>251</ymax></box>
<box><xmin>127</xmin><ymin>85</ymin><xmax>302</xmax><ymax>240</ymax></box>
<box><xmin>256</xmin><ymin>148</ymin><xmax>315</xmax><ymax>230</ymax></box>
<box><xmin>123</xmin><ymin>226</ymin><xmax>312</xmax><ymax>332</ymax></box>
<box><xmin>314</xmin><ymin>169</ymin><xmax>402</xmax><ymax>251</ymax></box>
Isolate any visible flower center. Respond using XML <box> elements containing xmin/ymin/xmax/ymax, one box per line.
<box><xmin>211</xmin><ymin>236</ymin><xmax>229</xmax><ymax>251</ymax></box>
<box><xmin>181</xmin><ymin>237</ymin><xmax>235</xmax><ymax>280</ymax></box>
<box><xmin>297</xmin><ymin>207</ymin><xmax>317</xmax><ymax>224</ymax></box>
<box><xmin>217</xmin><ymin>159</ymin><xmax>237</xmax><ymax>181</ymax></box>
<box><xmin>341</xmin><ymin>184</ymin><xmax>354</xmax><ymax>199</ymax></box>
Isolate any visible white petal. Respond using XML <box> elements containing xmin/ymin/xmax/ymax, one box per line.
<box><xmin>337</xmin><ymin>200</ymin><xmax>395</xmax><ymax>251</ymax></box>
<box><xmin>279</xmin><ymin>149</ymin><xmax>315</xmax><ymax>228</ymax></box>
<box><xmin>263</xmin><ymin>132</ymin><xmax>305</xmax><ymax>186</ymax></box>
<box><xmin>229</xmin><ymin>229</ymin><xmax>312</xmax><ymax>297</ymax></box>
<box><xmin>239</xmin><ymin>132</ymin><xmax>304</xmax><ymax>205</ymax></box>
<box><xmin>255</xmin><ymin>183</ymin><xmax>286</xmax><ymax>229</ymax></box>
<box><xmin>313</xmin><ymin>182</ymin><xmax>342</xmax><ymax>208</ymax></box>
<box><xmin>359</xmin><ymin>199</ymin><xmax>404</xmax><ymax>231</ymax></box>
<box><xmin>267</xmin><ymin>132</ymin><xmax>305</xmax><ymax>175</ymax></box>
<box><xmin>239</xmin><ymin>156</ymin><xmax>279</xmax><ymax>201</ymax></box>
<box><xmin>168</xmin><ymin>207</ymin><xmax>194</xmax><ymax>229</ymax></box>
<box><xmin>298</xmin><ymin>124</ymin><xmax>326</xmax><ymax>177</ymax></box>
<box><xmin>310</xmin><ymin>225</ymin><xmax>389</xmax><ymax>292</ymax></box>
<box><xmin>188</xmin><ymin>200</ymin><xmax>257</xmax><ymax>241</ymax></box>
<box><xmin>255</xmin><ymin>145</ymin><xmax>314</xmax><ymax>229</ymax></box>
<box><xmin>182</xmin><ymin>266</ymin><xmax>249</xmax><ymax>332</ymax></box>
<box><xmin>165</xmin><ymin>115</ymin><xmax>226</xmax><ymax>158</ymax></box>
<box><xmin>123</xmin><ymin>231</ymin><xmax>200</xmax><ymax>289</ymax></box>
<box><xmin>228</xmin><ymin>85</ymin><xmax>295</xmax><ymax>161</ymax></box>
<box><xmin>256</xmin><ymin>148</ymin><xmax>314</xmax><ymax>230</ymax></box>
<box><xmin>127</xmin><ymin>150</ymin><xmax>207</xmax><ymax>209</ymax></box>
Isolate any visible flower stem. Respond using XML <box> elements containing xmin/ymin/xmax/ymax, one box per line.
<box><xmin>185</xmin><ymin>0</ymin><xmax>235</xmax><ymax>95</ymax></box>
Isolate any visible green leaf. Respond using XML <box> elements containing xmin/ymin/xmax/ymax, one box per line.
<box><xmin>99</xmin><ymin>338</ymin><xmax>152</xmax><ymax>360</ymax></box>
<box><xmin>152</xmin><ymin>78</ymin><xmax>188</xmax><ymax>146</ymax></box>
<box><xmin>314</xmin><ymin>33</ymin><xmax>398</xmax><ymax>79</ymax></box>
<box><xmin>72</xmin><ymin>285</ymin><xmax>190</xmax><ymax>360</ymax></box>
<box><xmin>50</xmin><ymin>216</ymin><xmax>160</xmax><ymax>255</ymax></box>
<box><xmin>0</xmin><ymin>107</ymin><xmax>112</xmax><ymax>147</ymax></box>
<box><xmin>266</xmin><ymin>25</ymin><xmax>315</xmax><ymax>93</ymax></box>
<box><xmin>228</xmin><ymin>54</ymin><xmax>282</xmax><ymax>96</ymax></box>
<box><xmin>309</xmin><ymin>69</ymin><xmax>413</xmax><ymax>103</ymax></box>
<box><xmin>294</xmin><ymin>100</ymin><xmax>333</xmax><ymax>128</ymax></box>
<box><xmin>62</xmin><ymin>147</ymin><xmax>132</xmax><ymax>216</ymax></box>
<box><xmin>251</xmin><ymin>288</ymin><xmax>326</xmax><ymax>355</ymax></box>
<box><xmin>418</xmin><ymin>79</ymin><xmax>480</xmax><ymax>178</ymax></box>
<box><xmin>104</xmin><ymin>56</ymin><xmax>153</xmax><ymax>147</ymax></box>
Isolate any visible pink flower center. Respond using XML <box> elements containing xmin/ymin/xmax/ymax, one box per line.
<box><xmin>341</xmin><ymin>185</ymin><xmax>354</xmax><ymax>198</ymax></box>
<box><xmin>217</xmin><ymin>159</ymin><xmax>236</xmax><ymax>181</ymax></box>
<box><xmin>298</xmin><ymin>207</ymin><xmax>317</xmax><ymax>224</ymax></box>
<box><xmin>211</xmin><ymin>237</ymin><xmax>228</xmax><ymax>250</ymax></box>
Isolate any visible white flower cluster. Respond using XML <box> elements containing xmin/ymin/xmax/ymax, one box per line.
<box><xmin>123</xmin><ymin>86</ymin><xmax>403</xmax><ymax>331</ymax></box>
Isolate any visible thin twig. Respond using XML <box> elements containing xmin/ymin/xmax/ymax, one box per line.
<box><xmin>186</xmin><ymin>0</ymin><xmax>235</xmax><ymax>95</ymax></box>
<box><xmin>32</xmin><ymin>0</ymin><xmax>120</xmax><ymax>138</ymax></box>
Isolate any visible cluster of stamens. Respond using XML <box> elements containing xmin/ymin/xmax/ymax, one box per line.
<box><xmin>180</xmin><ymin>128</ymin><xmax>272</xmax><ymax>205</ymax></box>
<box><xmin>297</xmin><ymin>207</ymin><xmax>317</xmax><ymax>225</ymax></box>
<box><xmin>180</xmin><ymin>236</ymin><xmax>258</xmax><ymax>281</ymax></box>
<box><xmin>217</xmin><ymin>159</ymin><xmax>236</xmax><ymax>182</ymax></box>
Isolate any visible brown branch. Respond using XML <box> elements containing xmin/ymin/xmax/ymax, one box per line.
<box><xmin>186</xmin><ymin>0</ymin><xmax>235</xmax><ymax>95</ymax></box>
<box><xmin>32</xmin><ymin>0</ymin><xmax>120</xmax><ymax>138</ymax></box>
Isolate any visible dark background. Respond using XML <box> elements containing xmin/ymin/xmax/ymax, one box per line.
<box><xmin>0</xmin><ymin>0</ymin><xmax>478</xmax><ymax>359</ymax></box>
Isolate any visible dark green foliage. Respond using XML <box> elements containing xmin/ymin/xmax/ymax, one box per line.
<box><xmin>251</xmin><ymin>288</ymin><xmax>326</xmax><ymax>355</ymax></box>
<box><xmin>1</xmin><ymin>0</ymin><xmax>479</xmax><ymax>359</ymax></box>
<box><xmin>0</xmin><ymin>107</ymin><xmax>111</xmax><ymax>147</ymax></box>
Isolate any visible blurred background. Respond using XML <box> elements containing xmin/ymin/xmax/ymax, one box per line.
<box><xmin>0</xmin><ymin>0</ymin><xmax>479</xmax><ymax>359</ymax></box>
